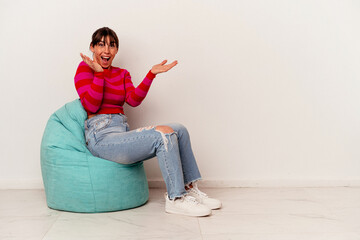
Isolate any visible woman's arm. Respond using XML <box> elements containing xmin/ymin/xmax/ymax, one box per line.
<box><xmin>124</xmin><ymin>60</ymin><xmax>178</xmax><ymax>107</ymax></box>
<box><xmin>124</xmin><ymin>70</ymin><xmax>156</xmax><ymax>107</ymax></box>
<box><xmin>150</xmin><ymin>60</ymin><xmax>178</xmax><ymax>75</ymax></box>
<box><xmin>74</xmin><ymin>61</ymin><xmax>106</xmax><ymax>114</ymax></box>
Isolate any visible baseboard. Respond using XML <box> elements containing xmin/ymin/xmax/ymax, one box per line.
<box><xmin>147</xmin><ymin>178</ymin><xmax>360</xmax><ymax>188</ymax></box>
<box><xmin>1</xmin><ymin>178</ymin><xmax>359</xmax><ymax>190</ymax></box>
<box><xmin>0</xmin><ymin>179</ymin><xmax>44</xmax><ymax>190</ymax></box>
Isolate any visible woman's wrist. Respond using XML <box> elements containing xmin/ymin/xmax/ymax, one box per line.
<box><xmin>150</xmin><ymin>69</ymin><xmax>157</xmax><ymax>75</ymax></box>
<box><xmin>94</xmin><ymin>71</ymin><xmax>104</xmax><ymax>78</ymax></box>
<box><xmin>147</xmin><ymin>70</ymin><xmax>156</xmax><ymax>80</ymax></box>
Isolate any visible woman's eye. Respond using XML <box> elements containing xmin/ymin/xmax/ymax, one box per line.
<box><xmin>98</xmin><ymin>43</ymin><xmax>104</xmax><ymax>47</ymax></box>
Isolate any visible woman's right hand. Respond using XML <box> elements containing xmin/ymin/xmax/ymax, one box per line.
<box><xmin>80</xmin><ymin>53</ymin><xmax>104</xmax><ymax>72</ymax></box>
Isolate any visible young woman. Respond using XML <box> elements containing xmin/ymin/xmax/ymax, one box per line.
<box><xmin>75</xmin><ymin>27</ymin><xmax>221</xmax><ymax>217</ymax></box>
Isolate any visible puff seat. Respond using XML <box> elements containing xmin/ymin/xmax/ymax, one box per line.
<box><xmin>40</xmin><ymin>99</ymin><xmax>149</xmax><ymax>213</ymax></box>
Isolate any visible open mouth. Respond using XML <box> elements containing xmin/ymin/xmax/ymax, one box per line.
<box><xmin>101</xmin><ymin>57</ymin><xmax>111</xmax><ymax>66</ymax></box>
<box><xmin>101</xmin><ymin>56</ymin><xmax>111</xmax><ymax>64</ymax></box>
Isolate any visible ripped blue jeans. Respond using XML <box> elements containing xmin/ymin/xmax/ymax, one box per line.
<box><xmin>85</xmin><ymin>114</ymin><xmax>201</xmax><ymax>199</ymax></box>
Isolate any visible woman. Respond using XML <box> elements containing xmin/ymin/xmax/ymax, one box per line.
<box><xmin>75</xmin><ymin>27</ymin><xmax>221</xmax><ymax>217</ymax></box>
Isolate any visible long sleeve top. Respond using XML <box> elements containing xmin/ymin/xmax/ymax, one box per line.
<box><xmin>74</xmin><ymin>61</ymin><xmax>156</xmax><ymax>115</ymax></box>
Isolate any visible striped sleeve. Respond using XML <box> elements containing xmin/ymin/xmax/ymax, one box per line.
<box><xmin>125</xmin><ymin>70</ymin><xmax>156</xmax><ymax>107</ymax></box>
<box><xmin>74</xmin><ymin>61</ymin><xmax>105</xmax><ymax>113</ymax></box>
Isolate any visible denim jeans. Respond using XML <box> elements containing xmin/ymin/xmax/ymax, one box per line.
<box><xmin>84</xmin><ymin>114</ymin><xmax>201</xmax><ymax>199</ymax></box>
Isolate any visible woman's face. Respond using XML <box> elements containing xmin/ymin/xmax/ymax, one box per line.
<box><xmin>90</xmin><ymin>36</ymin><xmax>118</xmax><ymax>69</ymax></box>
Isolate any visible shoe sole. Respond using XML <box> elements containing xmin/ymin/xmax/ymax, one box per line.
<box><xmin>165</xmin><ymin>207</ymin><xmax>211</xmax><ymax>217</ymax></box>
<box><xmin>208</xmin><ymin>203</ymin><xmax>222</xmax><ymax>210</ymax></box>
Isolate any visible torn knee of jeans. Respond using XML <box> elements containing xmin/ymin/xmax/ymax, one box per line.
<box><xmin>155</xmin><ymin>126</ymin><xmax>174</xmax><ymax>134</ymax></box>
<box><xmin>136</xmin><ymin>125</ymin><xmax>176</xmax><ymax>152</ymax></box>
<box><xmin>155</xmin><ymin>130</ymin><xmax>177</xmax><ymax>152</ymax></box>
<box><xmin>136</xmin><ymin>125</ymin><xmax>156</xmax><ymax>132</ymax></box>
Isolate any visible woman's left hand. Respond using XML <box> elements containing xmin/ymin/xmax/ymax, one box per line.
<box><xmin>151</xmin><ymin>60</ymin><xmax>178</xmax><ymax>75</ymax></box>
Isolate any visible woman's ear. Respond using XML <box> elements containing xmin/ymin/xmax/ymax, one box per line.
<box><xmin>90</xmin><ymin>45</ymin><xmax>95</xmax><ymax>53</ymax></box>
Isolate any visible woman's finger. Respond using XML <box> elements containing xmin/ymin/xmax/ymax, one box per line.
<box><xmin>81</xmin><ymin>53</ymin><xmax>89</xmax><ymax>60</ymax></box>
<box><xmin>160</xmin><ymin>60</ymin><xmax>167</xmax><ymax>65</ymax></box>
<box><xmin>81</xmin><ymin>53</ymin><xmax>92</xmax><ymax>62</ymax></box>
<box><xmin>169</xmin><ymin>60</ymin><xmax>178</xmax><ymax>67</ymax></box>
<box><xmin>165</xmin><ymin>61</ymin><xmax>178</xmax><ymax>70</ymax></box>
<box><xmin>80</xmin><ymin>53</ymin><xmax>89</xmax><ymax>62</ymax></box>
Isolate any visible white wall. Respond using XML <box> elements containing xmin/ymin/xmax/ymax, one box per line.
<box><xmin>0</xmin><ymin>0</ymin><xmax>359</xmax><ymax>189</ymax></box>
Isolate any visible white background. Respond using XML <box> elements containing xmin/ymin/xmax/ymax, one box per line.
<box><xmin>0</xmin><ymin>0</ymin><xmax>359</xmax><ymax>188</ymax></box>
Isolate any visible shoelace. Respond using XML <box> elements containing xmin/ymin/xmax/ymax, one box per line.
<box><xmin>181</xmin><ymin>195</ymin><xmax>199</xmax><ymax>204</ymax></box>
<box><xmin>190</xmin><ymin>187</ymin><xmax>208</xmax><ymax>198</ymax></box>
<box><xmin>167</xmin><ymin>193</ymin><xmax>200</xmax><ymax>204</ymax></box>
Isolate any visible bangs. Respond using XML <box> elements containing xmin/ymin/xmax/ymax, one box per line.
<box><xmin>91</xmin><ymin>27</ymin><xmax>119</xmax><ymax>48</ymax></box>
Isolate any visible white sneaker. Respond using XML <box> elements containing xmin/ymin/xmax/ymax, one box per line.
<box><xmin>187</xmin><ymin>183</ymin><xmax>222</xmax><ymax>210</ymax></box>
<box><xmin>165</xmin><ymin>193</ymin><xmax>212</xmax><ymax>217</ymax></box>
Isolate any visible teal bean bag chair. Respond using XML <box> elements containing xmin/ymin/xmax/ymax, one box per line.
<box><xmin>40</xmin><ymin>99</ymin><xmax>149</xmax><ymax>213</ymax></box>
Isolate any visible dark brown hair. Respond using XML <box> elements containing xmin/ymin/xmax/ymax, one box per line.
<box><xmin>90</xmin><ymin>27</ymin><xmax>119</xmax><ymax>49</ymax></box>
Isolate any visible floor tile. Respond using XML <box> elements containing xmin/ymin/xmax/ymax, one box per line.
<box><xmin>0</xmin><ymin>215</ymin><xmax>59</xmax><ymax>240</ymax></box>
<box><xmin>43</xmin><ymin>206</ymin><xmax>202</xmax><ymax>240</ymax></box>
<box><xmin>202</xmin><ymin>232</ymin><xmax>360</xmax><ymax>240</ymax></box>
<box><xmin>198</xmin><ymin>212</ymin><xmax>352</xmax><ymax>235</ymax></box>
<box><xmin>0</xmin><ymin>187</ymin><xmax>359</xmax><ymax>240</ymax></box>
<box><xmin>201</xmin><ymin>188</ymin><xmax>330</xmax><ymax>216</ymax></box>
<box><xmin>0</xmin><ymin>190</ymin><xmax>58</xmax><ymax>217</ymax></box>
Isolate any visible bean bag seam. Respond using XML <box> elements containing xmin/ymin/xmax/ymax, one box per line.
<box><xmin>86</xmin><ymin>154</ymin><xmax>97</xmax><ymax>212</ymax></box>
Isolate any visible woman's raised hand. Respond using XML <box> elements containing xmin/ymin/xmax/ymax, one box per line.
<box><xmin>151</xmin><ymin>60</ymin><xmax>178</xmax><ymax>75</ymax></box>
<box><xmin>80</xmin><ymin>53</ymin><xmax>104</xmax><ymax>72</ymax></box>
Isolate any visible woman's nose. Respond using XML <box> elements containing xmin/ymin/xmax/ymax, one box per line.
<box><xmin>104</xmin><ymin>44</ymin><xmax>110</xmax><ymax>53</ymax></box>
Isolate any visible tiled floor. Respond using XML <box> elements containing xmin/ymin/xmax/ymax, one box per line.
<box><xmin>0</xmin><ymin>187</ymin><xmax>360</xmax><ymax>240</ymax></box>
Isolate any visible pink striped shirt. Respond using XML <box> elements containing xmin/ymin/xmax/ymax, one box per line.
<box><xmin>74</xmin><ymin>61</ymin><xmax>156</xmax><ymax>115</ymax></box>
